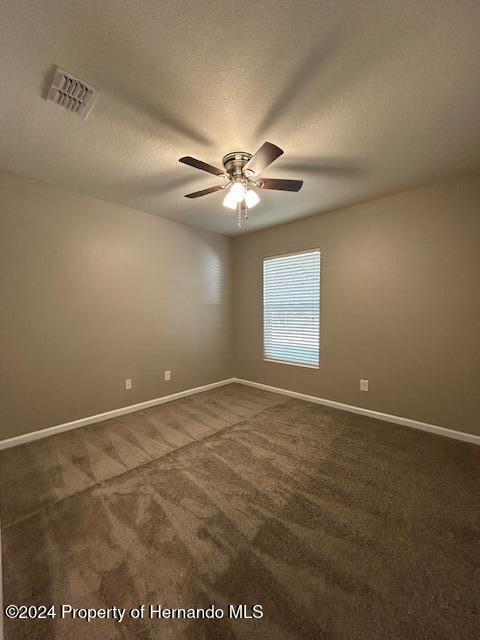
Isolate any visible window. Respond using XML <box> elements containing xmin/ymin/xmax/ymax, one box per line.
<box><xmin>263</xmin><ymin>249</ymin><xmax>320</xmax><ymax>368</ymax></box>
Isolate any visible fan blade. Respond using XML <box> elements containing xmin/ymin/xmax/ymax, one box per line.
<box><xmin>184</xmin><ymin>185</ymin><xmax>224</xmax><ymax>198</ymax></box>
<box><xmin>259</xmin><ymin>178</ymin><xmax>303</xmax><ymax>192</ymax></box>
<box><xmin>243</xmin><ymin>142</ymin><xmax>284</xmax><ymax>176</ymax></box>
<box><xmin>179</xmin><ymin>156</ymin><xmax>225</xmax><ymax>176</ymax></box>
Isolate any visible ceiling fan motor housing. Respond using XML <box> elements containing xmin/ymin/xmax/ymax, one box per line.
<box><xmin>222</xmin><ymin>152</ymin><xmax>253</xmax><ymax>179</ymax></box>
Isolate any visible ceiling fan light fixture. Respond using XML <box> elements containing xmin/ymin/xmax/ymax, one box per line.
<box><xmin>244</xmin><ymin>189</ymin><xmax>260</xmax><ymax>208</ymax></box>
<box><xmin>179</xmin><ymin>141</ymin><xmax>303</xmax><ymax>227</ymax></box>
<box><xmin>222</xmin><ymin>190</ymin><xmax>238</xmax><ymax>209</ymax></box>
<box><xmin>230</xmin><ymin>181</ymin><xmax>246</xmax><ymax>202</ymax></box>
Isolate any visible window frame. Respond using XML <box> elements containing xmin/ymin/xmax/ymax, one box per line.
<box><xmin>262</xmin><ymin>247</ymin><xmax>321</xmax><ymax>369</ymax></box>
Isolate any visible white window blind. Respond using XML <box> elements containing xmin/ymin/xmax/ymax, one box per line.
<box><xmin>263</xmin><ymin>249</ymin><xmax>320</xmax><ymax>367</ymax></box>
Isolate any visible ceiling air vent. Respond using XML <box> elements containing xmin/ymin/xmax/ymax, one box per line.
<box><xmin>46</xmin><ymin>67</ymin><xmax>98</xmax><ymax>118</ymax></box>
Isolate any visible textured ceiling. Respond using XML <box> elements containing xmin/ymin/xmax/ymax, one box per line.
<box><xmin>1</xmin><ymin>1</ymin><xmax>480</xmax><ymax>236</ymax></box>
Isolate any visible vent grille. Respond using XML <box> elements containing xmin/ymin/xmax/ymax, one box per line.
<box><xmin>47</xmin><ymin>67</ymin><xmax>98</xmax><ymax>118</ymax></box>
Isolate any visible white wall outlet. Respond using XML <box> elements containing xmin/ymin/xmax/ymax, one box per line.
<box><xmin>360</xmin><ymin>379</ymin><xmax>369</xmax><ymax>392</ymax></box>
<box><xmin>125</xmin><ymin>378</ymin><xmax>132</xmax><ymax>390</ymax></box>
<box><xmin>164</xmin><ymin>370</ymin><xmax>171</xmax><ymax>382</ymax></box>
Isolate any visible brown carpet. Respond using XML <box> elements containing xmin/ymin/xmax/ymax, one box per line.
<box><xmin>0</xmin><ymin>383</ymin><xmax>478</xmax><ymax>639</ymax></box>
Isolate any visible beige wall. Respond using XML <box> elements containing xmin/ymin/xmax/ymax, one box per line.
<box><xmin>233</xmin><ymin>174</ymin><xmax>480</xmax><ymax>436</ymax></box>
<box><xmin>0</xmin><ymin>170</ymin><xmax>233</xmax><ymax>439</ymax></box>
<box><xmin>2</xmin><ymin>169</ymin><xmax>479</xmax><ymax>441</ymax></box>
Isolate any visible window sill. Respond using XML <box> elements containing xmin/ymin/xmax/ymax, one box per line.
<box><xmin>263</xmin><ymin>358</ymin><xmax>319</xmax><ymax>370</ymax></box>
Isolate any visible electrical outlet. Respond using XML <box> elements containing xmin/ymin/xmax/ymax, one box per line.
<box><xmin>360</xmin><ymin>379</ymin><xmax>369</xmax><ymax>392</ymax></box>
<box><xmin>125</xmin><ymin>378</ymin><xmax>132</xmax><ymax>390</ymax></box>
<box><xmin>164</xmin><ymin>370</ymin><xmax>171</xmax><ymax>382</ymax></box>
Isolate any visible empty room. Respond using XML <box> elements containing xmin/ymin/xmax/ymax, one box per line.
<box><xmin>1</xmin><ymin>1</ymin><xmax>479</xmax><ymax>639</ymax></box>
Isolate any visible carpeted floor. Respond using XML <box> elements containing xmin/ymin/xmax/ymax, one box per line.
<box><xmin>0</xmin><ymin>383</ymin><xmax>478</xmax><ymax>639</ymax></box>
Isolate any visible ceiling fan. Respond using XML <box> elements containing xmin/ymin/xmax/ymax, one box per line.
<box><xmin>179</xmin><ymin>142</ymin><xmax>303</xmax><ymax>227</ymax></box>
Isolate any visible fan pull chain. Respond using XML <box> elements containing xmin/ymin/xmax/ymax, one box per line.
<box><xmin>235</xmin><ymin>201</ymin><xmax>249</xmax><ymax>227</ymax></box>
<box><xmin>236</xmin><ymin>202</ymin><xmax>243</xmax><ymax>228</ymax></box>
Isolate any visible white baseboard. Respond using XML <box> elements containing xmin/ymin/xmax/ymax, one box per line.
<box><xmin>0</xmin><ymin>378</ymin><xmax>236</xmax><ymax>451</ymax></box>
<box><xmin>233</xmin><ymin>378</ymin><xmax>480</xmax><ymax>446</ymax></box>
<box><xmin>1</xmin><ymin>376</ymin><xmax>478</xmax><ymax>451</ymax></box>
